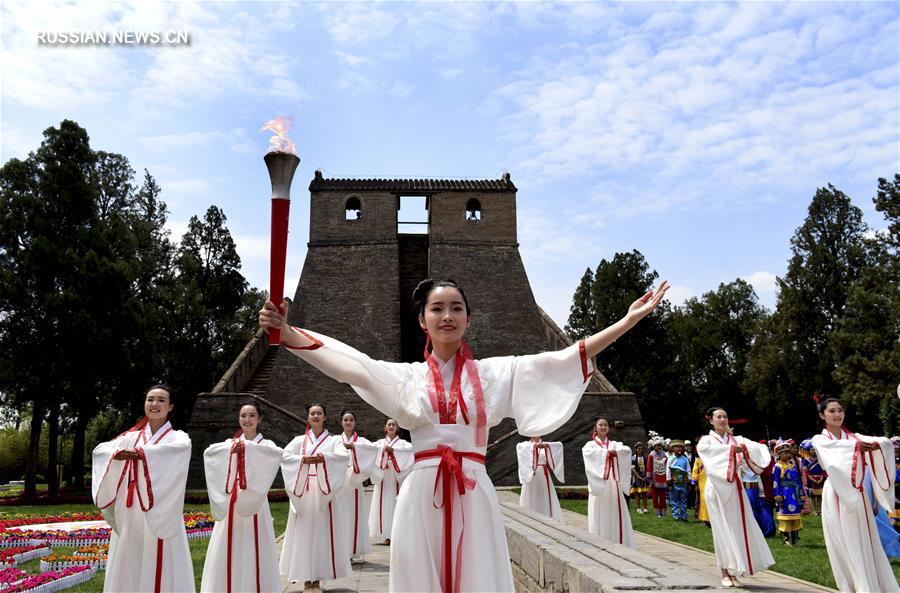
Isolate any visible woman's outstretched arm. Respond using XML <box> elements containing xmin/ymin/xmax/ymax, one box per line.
<box><xmin>582</xmin><ymin>280</ymin><xmax>669</xmax><ymax>359</ymax></box>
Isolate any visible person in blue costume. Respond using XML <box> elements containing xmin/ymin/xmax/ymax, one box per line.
<box><xmin>773</xmin><ymin>439</ymin><xmax>805</xmax><ymax>546</ymax></box>
<box><xmin>741</xmin><ymin>462</ymin><xmax>775</xmax><ymax>537</ymax></box>
<box><xmin>666</xmin><ymin>440</ymin><xmax>691</xmax><ymax>521</ymax></box>
<box><xmin>800</xmin><ymin>439</ymin><xmax>826</xmax><ymax>516</ymax></box>
<box><xmin>864</xmin><ymin>469</ymin><xmax>900</xmax><ymax>558</ymax></box>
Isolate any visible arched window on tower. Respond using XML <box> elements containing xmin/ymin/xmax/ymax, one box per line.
<box><xmin>465</xmin><ymin>198</ymin><xmax>482</xmax><ymax>222</ymax></box>
<box><xmin>345</xmin><ymin>196</ymin><xmax>362</xmax><ymax>220</ymax></box>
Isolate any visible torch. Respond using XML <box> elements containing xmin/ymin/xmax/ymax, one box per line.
<box><xmin>261</xmin><ymin>117</ymin><xmax>300</xmax><ymax>345</ymax></box>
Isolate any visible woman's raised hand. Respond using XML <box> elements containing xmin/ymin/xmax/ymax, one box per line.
<box><xmin>626</xmin><ymin>280</ymin><xmax>670</xmax><ymax>323</ymax></box>
<box><xmin>259</xmin><ymin>299</ymin><xmax>290</xmax><ymax>334</ymax></box>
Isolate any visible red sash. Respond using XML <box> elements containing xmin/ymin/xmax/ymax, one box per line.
<box><xmin>532</xmin><ymin>442</ymin><xmax>556</xmax><ymax>517</ymax></box>
<box><xmin>414</xmin><ymin>446</ymin><xmax>486</xmax><ymax>593</ymax></box>
<box><xmin>595</xmin><ymin>437</ymin><xmax>625</xmax><ymax>544</ymax></box>
<box><xmin>423</xmin><ymin>340</ymin><xmax>487</xmax><ymax>447</ymax></box>
<box><xmin>224</xmin><ymin>435</ymin><xmax>264</xmax><ymax>593</ymax></box>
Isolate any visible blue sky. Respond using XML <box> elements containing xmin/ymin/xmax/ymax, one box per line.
<box><xmin>2</xmin><ymin>1</ymin><xmax>898</xmax><ymax>326</ymax></box>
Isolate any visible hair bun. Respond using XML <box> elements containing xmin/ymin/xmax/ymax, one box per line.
<box><xmin>412</xmin><ymin>278</ymin><xmax>436</xmax><ymax>308</ymax></box>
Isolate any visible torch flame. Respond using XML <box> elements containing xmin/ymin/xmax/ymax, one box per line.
<box><xmin>260</xmin><ymin>115</ymin><xmax>296</xmax><ymax>154</ymax></box>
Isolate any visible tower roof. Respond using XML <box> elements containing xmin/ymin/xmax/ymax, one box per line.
<box><xmin>309</xmin><ymin>171</ymin><xmax>516</xmax><ymax>193</ymax></box>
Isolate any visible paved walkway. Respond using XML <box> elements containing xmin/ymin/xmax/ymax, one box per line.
<box><xmin>279</xmin><ymin>488</ymin><xmax>835</xmax><ymax>592</ymax></box>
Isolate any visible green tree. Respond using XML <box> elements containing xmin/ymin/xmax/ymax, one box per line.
<box><xmin>565</xmin><ymin>268</ymin><xmax>596</xmax><ymax>338</ymax></box>
<box><xmin>831</xmin><ymin>174</ymin><xmax>900</xmax><ymax>434</ymax></box>
<box><xmin>670</xmin><ymin>279</ymin><xmax>768</xmax><ymax>432</ymax></box>
<box><xmin>168</xmin><ymin>206</ymin><xmax>249</xmax><ymax>423</ymax></box>
<box><xmin>566</xmin><ymin>250</ymin><xmax>680</xmax><ymax>432</ymax></box>
<box><xmin>746</xmin><ymin>184</ymin><xmax>869</xmax><ymax>434</ymax></box>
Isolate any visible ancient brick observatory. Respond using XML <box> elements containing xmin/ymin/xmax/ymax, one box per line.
<box><xmin>188</xmin><ymin>172</ymin><xmax>646</xmax><ymax>486</ymax></box>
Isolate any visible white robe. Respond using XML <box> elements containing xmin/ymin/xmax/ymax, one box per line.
<box><xmin>200</xmin><ymin>434</ymin><xmax>283</xmax><ymax>593</ymax></box>
<box><xmin>582</xmin><ymin>438</ymin><xmax>634</xmax><ymax>547</ymax></box>
<box><xmin>334</xmin><ymin>432</ymin><xmax>378</xmax><ymax>558</ymax></box>
<box><xmin>812</xmin><ymin>428</ymin><xmax>898</xmax><ymax>593</ymax></box>
<box><xmin>697</xmin><ymin>430</ymin><xmax>774</xmax><ymax>577</ymax></box>
<box><xmin>284</xmin><ymin>328</ymin><xmax>594</xmax><ymax>593</ymax></box>
<box><xmin>369</xmin><ymin>436</ymin><xmax>414</xmax><ymax>541</ymax></box>
<box><xmin>91</xmin><ymin>421</ymin><xmax>194</xmax><ymax>593</ymax></box>
<box><xmin>279</xmin><ymin>430</ymin><xmax>351</xmax><ymax>583</ymax></box>
<box><xmin>516</xmin><ymin>440</ymin><xmax>565</xmax><ymax>523</ymax></box>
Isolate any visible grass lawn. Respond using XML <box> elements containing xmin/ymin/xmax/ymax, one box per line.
<box><xmin>2</xmin><ymin>501</ymin><xmax>293</xmax><ymax>592</ymax></box>
<box><xmin>559</xmin><ymin>499</ymin><xmax>900</xmax><ymax>590</ymax></box>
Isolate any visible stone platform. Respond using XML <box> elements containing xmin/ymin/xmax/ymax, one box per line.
<box><xmin>281</xmin><ymin>488</ymin><xmax>835</xmax><ymax>593</ymax></box>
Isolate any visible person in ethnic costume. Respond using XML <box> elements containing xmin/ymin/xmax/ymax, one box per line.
<box><xmin>369</xmin><ymin>418</ymin><xmax>414</xmax><ymax>544</ymax></box>
<box><xmin>259</xmin><ymin>277</ymin><xmax>669</xmax><ymax>593</ymax></box>
<box><xmin>667</xmin><ymin>440</ymin><xmax>691</xmax><ymax>521</ymax></box>
<box><xmin>92</xmin><ymin>385</ymin><xmax>194</xmax><ymax>593</ymax></box>
<box><xmin>517</xmin><ymin>436</ymin><xmax>565</xmax><ymax>522</ymax></box>
<box><xmin>647</xmin><ymin>432</ymin><xmax>669</xmax><ymax>517</ymax></box>
<box><xmin>335</xmin><ymin>410</ymin><xmax>378</xmax><ymax>563</ymax></box>
<box><xmin>696</xmin><ymin>407</ymin><xmax>774</xmax><ymax>588</ymax></box>
<box><xmin>800</xmin><ymin>439</ymin><xmax>826</xmax><ymax>516</ymax></box>
<box><xmin>684</xmin><ymin>440</ymin><xmax>696</xmax><ymax>511</ymax></box>
<box><xmin>691</xmin><ymin>454</ymin><xmax>708</xmax><ymax>525</ymax></box>
<box><xmin>773</xmin><ymin>438</ymin><xmax>805</xmax><ymax>546</ymax></box>
<box><xmin>583</xmin><ymin>418</ymin><xmax>634</xmax><ymax>547</ymax></box>
<box><xmin>280</xmin><ymin>403</ymin><xmax>351</xmax><ymax>593</ymax></box>
<box><xmin>811</xmin><ymin>397</ymin><xmax>898</xmax><ymax>593</ymax></box>
<box><xmin>201</xmin><ymin>402</ymin><xmax>283</xmax><ymax>593</ymax></box>
<box><xmin>630</xmin><ymin>442</ymin><xmax>650</xmax><ymax>514</ymax></box>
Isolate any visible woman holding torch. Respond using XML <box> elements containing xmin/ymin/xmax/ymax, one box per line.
<box><xmin>259</xmin><ymin>277</ymin><xmax>668</xmax><ymax>593</ymax></box>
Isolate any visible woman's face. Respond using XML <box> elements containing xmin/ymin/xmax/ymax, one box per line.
<box><xmin>594</xmin><ymin>419</ymin><xmax>609</xmax><ymax>437</ymax></box>
<box><xmin>308</xmin><ymin>405</ymin><xmax>325</xmax><ymax>429</ymax></box>
<box><xmin>341</xmin><ymin>413</ymin><xmax>356</xmax><ymax>433</ymax></box>
<box><xmin>635</xmin><ymin>444</ymin><xmax>644</xmax><ymax>455</ymax></box>
<box><xmin>778</xmin><ymin>450</ymin><xmax>792</xmax><ymax>462</ymax></box>
<box><xmin>819</xmin><ymin>401</ymin><xmax>844</xmax><ymax>429</ymax></box>
<box><xmin>238</xmin><ymin>405</ymin><xmax>260</xmax><ymax>433</ymax></box>
<box><xmin>145</xmin><ymin>388</ymin><xmax>173</xmax><ymax>422</ymax></box>
<box><xmin>709</xmin><ymin>409</ymin><xmax>729</xmax><ymax>432</ymax></box>
<box><xmin>419</xmin><ymin>287</ymin><xmax>469</xmax><ymax>350</ymax></box>
<box><xmin>385</xmin><ymin>419</ymin><xmax>399</xmax><ymax>437</ymax></box>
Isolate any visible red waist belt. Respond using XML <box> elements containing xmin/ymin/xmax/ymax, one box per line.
<box><xmin>414</xmin><ymin>446</ymin><xmax>486</xmax><ymax>593</ymax></box>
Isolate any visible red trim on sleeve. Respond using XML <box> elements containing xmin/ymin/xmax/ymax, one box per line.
<box><xmin>579</xmin><ymin>339</ymin><xmax>591</xmax><ymax>383</ymax></box>
<box><xmin>282</xmin><ymin>327</ymin><xmax>324</xmax><ymax>351</ymax></box>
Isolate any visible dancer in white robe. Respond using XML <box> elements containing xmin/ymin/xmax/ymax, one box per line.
<box><xmin>583</xmin><ymin>418</ymin><xmax>634</xmax><ymax>547</ymax></box>
<box><xmin>280</xmin><ymin>404</ymin><xmax>351</xmax><ymax>593</ymax></box>
<box><xmin>696</xmin><ymin>407</ymin><xmax>774</xmax><ymax>588</ymax></box>
<box><xmin>517</xmin><ymin>436</ymin><xmax>565</xmax><ymax>522</ymax></box>
<box><xmin>92</xmin><ymin>384</ymin><xmax>194</xmax><ymax>593</ymax></box>
<box><xmin>335</xmin><ymin>410</ymin><xmax>378</xmax><ymax>561</ymax></box>
<box><xmin>369</xmin><ymin>419</ymin><xmax>414</xmax><ymax>543</ymax></box>
<box><xmin>200</xmin><ymin>402</ymin><xmax>283</xmax><ymax>593</ymax></box>
<box><xmin>259</xmin><ymin>277</ymin><xmax>668</xmax><ymax>593</ymax></box>
<box><xmin>811</xmin><ymin>397</ymin><xmax>898</xmax><ymax>593</ymax></box>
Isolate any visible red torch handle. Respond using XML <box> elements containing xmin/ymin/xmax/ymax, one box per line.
<box><xmin>269</xmin><ymin>198</ymin><xmax>291</xmax><ymax>345</ymax></box>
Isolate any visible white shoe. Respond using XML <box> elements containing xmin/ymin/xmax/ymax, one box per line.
<box><xmin>721</xmin><ymin>577</ymin><xmax>734</xmax><ymax>587</ymax></box>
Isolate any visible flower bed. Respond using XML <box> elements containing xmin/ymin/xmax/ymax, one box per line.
<box><xmin>39</xmin><ymin>555</ymin><xmax>107</xmax><ymax>573</ymax></box>
<box><xmin>0</xmin><ymin>547</ymin><xmax>51</xmax><ymax>567</ymax></box>
<box><xmin>0</xmin><ymin>566</ymin><xmax>95</xmax><ymax>592</ymax></box>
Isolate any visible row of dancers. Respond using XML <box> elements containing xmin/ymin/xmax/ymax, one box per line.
<box><xmin>520</xmin><ymin>402</ymin><xmax>898</xmax><ymax>591</ymax></box>
<box><xmin>92</xmin><ymin>388</ymin><xmax>415</xmax><ymax>593</ymax></box>
<box><xmin>92</xmin><ymin>276</ymin><xmax>670</xmax><ymax>593</ymax></box>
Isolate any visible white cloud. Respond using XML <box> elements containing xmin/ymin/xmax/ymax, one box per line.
<box><xmin>665</xmin><ymin>284</ymin><xmax>697</xmax><ymax>307</ymax></box>
<box><xmin>439</xmin><ymin>68</ymin><xmax>463</xmax><ymax>80</ymax></box>
<box><xmin>485</xmin><ymin>3</ymin><xmax>899</xmax><ymax>220</ymax></box>
<box><xmin>389</xmin><ymin>81</ymin><xmax>414</xmax><ymax>97</ymax></box>
<box><xmin>741</xmin><ymin>271</ymin><xmax>779</xmax><ymax>299</ymax></box>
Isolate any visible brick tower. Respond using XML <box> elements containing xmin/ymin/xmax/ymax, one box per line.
<box><xmin>187</xmin><ymin>172</ymin><xmax>646</xmax><ymax>486</ymax></box>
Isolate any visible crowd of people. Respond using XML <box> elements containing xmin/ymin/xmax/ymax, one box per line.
<box><xmin>87</xmin><ymin>276</ymin><xmax>898</xmax><ymax>593</ymax></box>
<box><xmin>518</xmin><ymin>403</ymin><xmax>900</xmax><ymax>591</ymax></box>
